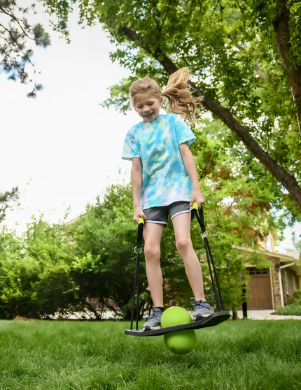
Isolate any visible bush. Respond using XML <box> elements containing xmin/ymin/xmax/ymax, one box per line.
<box><xmin>276</xmin><ymin>304</ymin><xmax>301</xmax><ymax>316</ymax></box>
<box><xmin>275</xmin><ymin>289</ymin><xmax>301</xmax><ymax>315</ymax></box>
<box><xmin>293</xmin><ymin>289</ymin><xmax>301</xmax><ymax>301</ymax></box>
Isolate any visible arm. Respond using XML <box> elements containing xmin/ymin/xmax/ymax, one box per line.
<box><xmin>179</xmin><ymin>143</ymin><xmax>205</xmax><ymax>207</ymax></box>
<box><xmin>131</xmin><ymin>158</ymin><xmax>147</xmax><ymax>223</ymax></box>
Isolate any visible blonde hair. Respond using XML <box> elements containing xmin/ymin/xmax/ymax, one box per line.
<box><xmin>129</xmin><ymin>77</ymin><xmax>162</xmax><ymax>106</ymax></box>
<box><xmin>129</xmin><ymin>68</ymin><xmax>203</xmax><ymax>123</ymax></box>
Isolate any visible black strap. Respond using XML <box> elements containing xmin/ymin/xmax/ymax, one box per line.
<box><xmin>130</xmin><ymin>220</ymin><xmax>144</xmax><ymax>330</ymax></box>
<box><xmin>192</xmin><ymin>206</ymin><xmax>224</xmax><ymax>312</ymax></box>
<box><xmin>195</xmin><ymin>206</ymin><xmax>206</xmax><ymax>234</ymax></box>
<box><xmin>137</xmin><ymin>223</ymin><xmax>143</xmax><ymax>248</ymax></box>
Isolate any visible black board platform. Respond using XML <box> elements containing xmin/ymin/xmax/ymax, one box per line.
<box><xmin>125</xmin><ymin>311</ymin><xmax>230</xmax><ymax>337</ymax></box>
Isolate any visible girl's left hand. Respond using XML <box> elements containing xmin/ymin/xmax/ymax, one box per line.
<box><xmin>190</xmin><ymin>190</ymin><xmax>205</xmax><ymax>209</ymax></box>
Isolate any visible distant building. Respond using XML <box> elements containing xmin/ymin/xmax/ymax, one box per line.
<box><xmin>243</xmin><ymin>233</ymin><xmax>301</xmax><ymax>309</ymax></box>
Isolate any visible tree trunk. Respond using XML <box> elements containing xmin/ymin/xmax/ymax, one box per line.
<box><xmin>242</xmin><ymin>285</ymin><xmax>248</xmax><ymax>318</ymax></box>
<box><xmin>272</xmin><ymin>0</ymin><xmax>301</xmax><ymax>137</ymax></box>
<box><xmin>232</xmin><ymin>309</ymin><xmax>238</xmax><ymax>320</ymax></box>
<box><xmin>121</xmin><ymin>27</ymin><xmax>301</xmax><ymax>212</ymax></box>
<box><xmin>85</xmin><ymin>302</ymin><xmax>102</xmax><ymax>320</ymax></box>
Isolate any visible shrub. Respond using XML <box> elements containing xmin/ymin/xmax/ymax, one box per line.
<box><xmin>275</xmin><ymin>289</ymin><xmax>301</xmax><ymax>315</ymax></box>
<box><xmin>293</xmin><ymin>289</ymin><xmax>301</xmax><ymax>301</ymax></box>
<box><xmin>276</xmin><ymin>304</ymin><xmax>301</xmax><ymax>316</ymax></box>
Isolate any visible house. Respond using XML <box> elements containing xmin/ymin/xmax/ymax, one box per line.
<box><xmin>244</xmin><ymin>233</ymin><xmax>301</xmax><ymax>310</ymax></box>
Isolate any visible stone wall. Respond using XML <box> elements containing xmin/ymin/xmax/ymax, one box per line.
<box><xmin>269</xmin><ymin>257</ymin><xmax>282</xmax><ymax>309</ymax></box>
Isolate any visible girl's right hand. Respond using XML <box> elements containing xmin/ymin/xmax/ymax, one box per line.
<box><xmin>133</xmin><ymin>206</ymin><xmax>147</xmax><ymax>224</ymax></box>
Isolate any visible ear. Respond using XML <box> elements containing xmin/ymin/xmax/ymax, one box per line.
<box><xmin>160</xmin><ymin>95</ymin><xmax>164</xmax><ymax>106</ymax></box>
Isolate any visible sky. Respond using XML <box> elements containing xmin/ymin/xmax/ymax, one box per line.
<box><xmin>0</xmin><ymin>1</ymin><xmax>299</xmax><ymax>252</ymax></box>
<box><xmin>1</xmin><ymin>1</ymin><xmax>137</xmax><ymax>230</ymax></box>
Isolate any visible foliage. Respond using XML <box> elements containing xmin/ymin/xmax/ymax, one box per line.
<box><xmin>42</xmin><ymin>0</ymin><xmax>301</xmax><ymax>215</ymax></box>
<box><xmin>293</xmin><ymin>289</ymin><xmax>301</xmax><ymax>301</ymax></box>
<box><xmin>65</xmin><ymin>183</ymin><xmax>143</xmax><ymax>320</ymax></box>
<box><xmin>0</xmin><ymin>0</ymin><xmax>296</xmax><ymax>318</ymax></box>
<box><xmin>0</xmin><ymin>186</ymin><xmax>18</xmax><ymax>224</ymax></box>
<box><xmin>0</xmin><ymin>0</ymin><xmax>51</xmax><ymax>97</ymax></box>
<box><xmin>275</xmin><ymin>288</ymin><xmax>301</xmax><ymax>315</ymax></box>
<box><xmin>189</xmin><ymin>120</ymin><xmax>275</xmax><ymax>310</ymax></box>
<box><xmin>0</xmin><ymin>101</ymin><xmax>281</xmax><ymax>318</ymax></box>
<box><xmin>0</xmin><ymin>167</ymin><xmax>275</xmax><ymax>319</ymax></box>
<box><xmin>275</xmin><ymin>304</ymin><xmax>301</xmax><ymax>316</ymax></box>
<box><xmin>0</xmin><ymin>220</ymin><xmax>74</xmax><ymax>319</ymax></box>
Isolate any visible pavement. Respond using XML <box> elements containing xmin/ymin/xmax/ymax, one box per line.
<box><xmin>233</xmin><ymin>309</ymin><xmax>301</xmax><ymax>320</ymax></box>
<box><xmin>42</xmin><ymin>309</ymin><xmax>301</xmax><ymax>321</ymax></box>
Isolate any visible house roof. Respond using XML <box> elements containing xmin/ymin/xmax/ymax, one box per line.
<box><xmin>234</xmin><ymin>246</ymin><xmax>301</xmax><ymax>275</ymax></box>
<box><xmin>263</xmin><ymin>250</ymin><xmax>299</xmax><ymax>262</ymax></box>
<box><xmin>280</xmin><ymin>251</ymin><xmax>301</xmax><ymax>260</ymax></box>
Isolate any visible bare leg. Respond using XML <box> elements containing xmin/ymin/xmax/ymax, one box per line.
<box><xmin>143</xmin><ymin>222</ymin><xmax>164</xmax><ymax>307</ymax></box>
<box><xmin>172</xmin><ymin>212</ymin><xmax>206</xmax><ymax>301</ymax></box>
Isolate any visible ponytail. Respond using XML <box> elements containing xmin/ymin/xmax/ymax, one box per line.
<box><xmin>163</xmin><ymin>68</ymin><xmax>203</xmax><ymax>123</ymax></box>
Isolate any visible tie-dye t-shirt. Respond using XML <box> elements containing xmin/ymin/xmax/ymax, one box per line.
<box><xmin>122</xmin><ymin>113</ymin><xmax>196</xmax><ymax>210</ymax></box>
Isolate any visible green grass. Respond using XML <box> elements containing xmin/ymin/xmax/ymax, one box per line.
<box><xmin>0</xmin><ymin>319</ymin><xmax>301</xmax><ymax>390</ymax></box>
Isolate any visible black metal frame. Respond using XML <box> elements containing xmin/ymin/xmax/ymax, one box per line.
<box><xmin>129</xmin><ymin>207</ymin><xmax>226</xmax><ymax>332</ymax></box>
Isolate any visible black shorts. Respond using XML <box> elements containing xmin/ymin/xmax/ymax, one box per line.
<box><xmin>143</xmin><ymin>201</ymin><xmax>194</xmax><ymax>227</ymax></box>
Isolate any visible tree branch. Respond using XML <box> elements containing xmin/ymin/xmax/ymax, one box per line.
<box><xmin>272</xmin><ymin>0</ymin><xmax>301</xmax><ymax>137</ymax></box>
<box><xmin>234</xmin><ymin>43</ymin><xmax>267</xmax><ymax>81</ymax></box>
<box><xmin>121</xmin><ymin>26</ymin><xmax>301</xmax><ymax>211</ymax></box>
<box><xmin>0</xmin><ymin>6</ymin><xmax>35</xmax><ymax>42</ymax></box>
<box><xmin>158</xmin><ymin>0</ymin><xmax>172</xmax><ymax>36</ymax></box>
<box><xmin>0</xmin><ymin>22</ymin><xmax>34</xmax><ymax>67</ymax></box>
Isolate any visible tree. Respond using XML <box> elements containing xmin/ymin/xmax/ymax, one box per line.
<box><xmin>0</xmin><ymin>0</ymin><xmax>51</xmax><ymax>97</ymax></box>
<box><xmin>0</xmin><ymin>218</ymin><xmax>75</xmax><ymax>319</ymax></box>
<box><xmin>42</xmin><ymin>0</ymin><xmax>301</xmax><ymax>214</ymax></box>
<box><xmin>0</xmin><ymin>187</ymin><xmax>18</xmax><ymax>224</ymax></box>
<box><xmin>0</xmin><ymin>151</ymin><xmax>275</xmax><ymax>319</ymax></box>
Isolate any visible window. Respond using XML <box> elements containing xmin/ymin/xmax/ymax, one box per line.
<box><xmin>248</xmin><ymin>267</ymin><xmax>268</xmax><ymax>275</ymax></box>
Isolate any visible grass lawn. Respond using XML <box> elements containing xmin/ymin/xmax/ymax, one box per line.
<box><xmin>0</xmin><ymin>319</ymin><xmax>301</xmax><ymax>390</ymax></box>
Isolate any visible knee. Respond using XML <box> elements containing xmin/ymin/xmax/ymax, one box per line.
<box><xmin>144</xmin><ymin>245</ymin><xmax>160</xmax><ymax>262</ymax></box>
<box><xmin>176</xmin><ymin>237</ymin><xmax>192</xmax><ymax>254</ymax></box>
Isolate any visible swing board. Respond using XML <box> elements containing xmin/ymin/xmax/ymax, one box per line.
<box><xmin>125</xmin><ymin>311</ymin><xmax>230</xmax><ymax>337</ymax></box>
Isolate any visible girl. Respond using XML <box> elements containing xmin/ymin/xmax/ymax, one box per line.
<box><xmin>122</xmin><ymin>68</ymin><xmax>213</xmax><ymax>331</ymax></box>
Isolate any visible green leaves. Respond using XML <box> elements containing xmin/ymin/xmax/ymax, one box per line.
<box><xmin>0</xmin><ymin>169</ymin><xmax>279</xmax><ymax>318</ymax></box>
<box><xmin>0</xmin><ymin>187</ymin><xmax>19</xmax><ymax>225</ymax></box>
<box><xmin>0</xmin><ymin>1</ymin><xmax>51</xmax><ymax>97</ymax></box>
<box><xmin>40</xmin><ymin>0</ymin><xmax>301</xmax><ymax>210</ymax></box>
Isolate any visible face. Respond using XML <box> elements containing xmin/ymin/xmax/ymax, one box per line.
<box><xmin>134</xmin><ymin>93</ymin><xmax>163</xmax><ymax>123</ymax></box>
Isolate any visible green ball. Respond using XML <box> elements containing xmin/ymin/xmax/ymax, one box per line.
<box><xmin>161</xmin><ymin>306</ymin><xmax>192</xmax><ymax>328</ymax></box>
<box><xmin>164</xmin><ymin>329</ymin><xmax>197</xmax><ymax>355</ymax></box>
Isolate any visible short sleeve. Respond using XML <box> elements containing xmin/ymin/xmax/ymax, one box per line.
<box><xmin>122</xmin><ymin>131</ymin><xmax>140</xmax><ymax>161</ymax></box>
<box><xmin>173</xmin><ymin>115</ymin><xmax>196</xmax><ymax>146</ymax></box>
